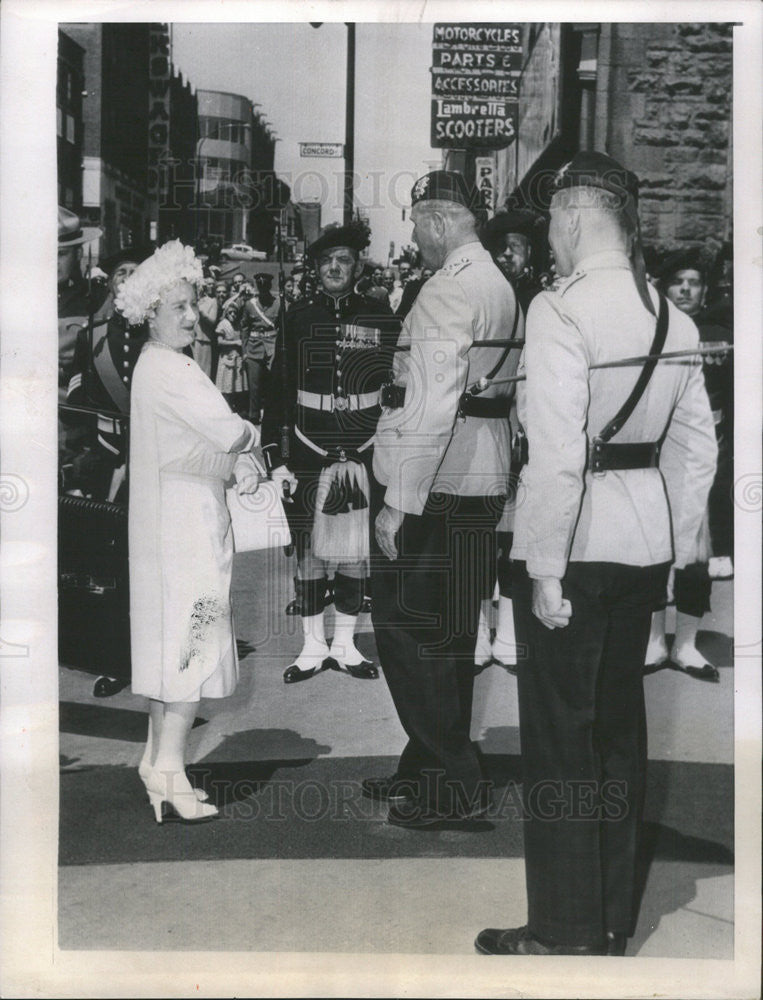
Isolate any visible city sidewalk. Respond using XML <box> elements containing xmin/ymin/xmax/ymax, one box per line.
<box><xmin>57</xmin><ymin>549</ymin><xmax>734</xmax><ymax>958</ymax></box>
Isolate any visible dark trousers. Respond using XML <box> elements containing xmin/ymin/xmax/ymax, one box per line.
<box><xmin>370</xmin><ymin>487</ymin><xmax>502</xmax><ymax>813</ymax></box>
<box><xmin>513</xmin><ymin>559</ymin><xmax>669</xmax><ymax>946</ymax></box>
<box><xmin>245</xmin><ymin>357</ymin><xmax>268</xmax><ymax>420</ymax></box>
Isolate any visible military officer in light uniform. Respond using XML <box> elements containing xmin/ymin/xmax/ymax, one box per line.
<box><xmin>475</xmin><ymin>152</ymin><xmax>717</xmax><ymax>957</ymax></box>
<box><xmin>367</xmin><ymin>170</ymin><xmax>522</xmax><ymax>828</ymax></box>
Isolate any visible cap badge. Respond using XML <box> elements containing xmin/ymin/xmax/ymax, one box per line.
<box><xmin>412</xmin><ymin>175</ymin><xmax>430</xmax><ymax>201</ymax></box>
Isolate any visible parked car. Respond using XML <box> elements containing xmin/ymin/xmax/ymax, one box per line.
<box><xmin>220</xmin><ymin>243</ymin><xmax>267</xmax><ymax>261</ymax></box>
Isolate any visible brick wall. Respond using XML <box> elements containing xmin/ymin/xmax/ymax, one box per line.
<box><xmin>603</xmin><ymin>22</ymin><xmax>732</xmax><ymax>259</ymax></box>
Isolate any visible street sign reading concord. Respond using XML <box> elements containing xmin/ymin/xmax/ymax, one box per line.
<box><xmin>299</xmin><ymin>143</ymin><xmax>344</xmax><ymax>158</ymax></box>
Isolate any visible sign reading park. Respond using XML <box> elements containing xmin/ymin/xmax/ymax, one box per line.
<box><xmin>430</xmin><ymin>22</ymin><xmax>522</xmax><ymax>149</ymax></box>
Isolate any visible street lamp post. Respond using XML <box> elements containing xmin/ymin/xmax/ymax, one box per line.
<box><xmin>310</xmin><ymin>22</ymin><xmax>356</xmax><ymax>225</ymax></box>
<box><xmin>343</xmin><ymin>23</ymin><xmax>355</xmax><ymax>226</ymax></box>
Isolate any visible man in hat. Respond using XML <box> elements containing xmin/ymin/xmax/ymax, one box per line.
<box><xmin>481</xmin><ymin>208</ymin><xmax>544</xmax><ymax>314</ymax></box>
<box><xmin>641</xmin><ymin>247</ymin><xmax>734</xmax><ymax>682</ymax></box>
<box><xmin>243</xmin><ymin>271</ymin><xmax>281</xmax><ymax>423</ymax></box>
<box><xmin>58</xmin><ymin>206</ymin><xmax>104</xmax><ymax>394</ymax></box>
<box><xmin>367</xmin><ymin>170</ymin><xmax>521</xmax><ymax>828</ymax></box>
<box><xmin>64</xmin><ymin>244</ymin><xmax>150</xmax><ymax>501</ymax></box>
<box><xmin>474</xmin><ymin>152</ymin><xmax>717</xmax><ymax>956</ymax></box>
<box><xmin>61</xmin><ymin>237</ymin><xmax>148</xmax><ymax>700</ymax></box>
<box><xmin>261</xmin><ymin>221</ymin><xmax>397</xmax><ymax>684</ymax></box>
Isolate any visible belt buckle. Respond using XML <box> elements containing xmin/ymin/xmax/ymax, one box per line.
<box><xmin>333</xmin><ymin>394</ymin><xmax>348</xmax><ymax>411</ymax></box>
<box><xmin>590</xmin><ymin>436</ymin><xmax>606</xmax><ymax>478</ymax></box>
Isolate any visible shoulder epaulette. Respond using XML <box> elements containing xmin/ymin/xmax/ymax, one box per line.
<box><xmin>441</xmin><ymin>258</ymin><xmax>473</xmax><ymax>277</ymax></box>
<box><xmin>555</xmin><ymin>268</ymin><xmax>587</xmax><ymax>296</ymax></box>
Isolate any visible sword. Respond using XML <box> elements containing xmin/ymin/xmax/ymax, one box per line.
<box><xmin>470</xmin><ymin>344</ymin><xmax>734</xmax><ymax>391</ymax></box>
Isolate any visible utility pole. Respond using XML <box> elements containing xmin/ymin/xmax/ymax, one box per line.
<box><xmin>344</xmin><ymin>23</ymin><xmax>355</xmax><ymax>226</ymax></box>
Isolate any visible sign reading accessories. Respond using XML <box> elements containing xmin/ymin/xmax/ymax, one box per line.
<box><xmin>430</xmin><ymin>23</ymin><xmax>522</xmax><ymax>149</ymax></box>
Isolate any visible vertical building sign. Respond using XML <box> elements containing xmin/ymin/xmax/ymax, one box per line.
<box><xmin>475</xmin><ymin>155</ymin><xmax>495</xmax><ymax>215</ymax></box>
<box><xmin>147</xmin><ymin>24</ymin><xmax>171</xmax><ymax>209</ymax></box>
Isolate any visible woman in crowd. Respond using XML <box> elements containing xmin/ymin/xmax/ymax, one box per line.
<box><xmin>215</xmin><ymin>301</ymin><xmax>248</xmax><ymax>414</ymax></box>
<box><xmin>118</xmin><ymin>241</ymin><xmax>261</xmax><ymax>824</ymax></box>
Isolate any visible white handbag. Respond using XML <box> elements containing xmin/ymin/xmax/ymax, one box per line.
<box><xmin>226</xmin><ymin>479</ymin><xmax>292</xmax><ymax>552</ymax></box>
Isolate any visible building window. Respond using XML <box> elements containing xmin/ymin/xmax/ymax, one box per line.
<box><xmin>66</xmin><ymin>114</ymin><xmax>76</xmax><ymax>144</ymax></box>
<box><xmin>57</xmin><ymin>106</ymin><xmax>64</xmax><ymax>138</ymax></box>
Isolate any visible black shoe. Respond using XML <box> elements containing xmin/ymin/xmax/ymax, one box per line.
<box><xmin>672</xmin><ymin>659</ymin><xmax>720</xmax><ymax>683</ymax></box>
<box><xmin>360</xmin><ymin>596</ymin><xmax>372</xmax><ymax>614</ymax></box>
<box><xmin>283</xmin><ymin>661</ymin><xmax>328</xmax><ymax>684</ymax></box>
<box><xmin>606</xmin><ymin>931</ymin><xmax>627</xmax><ymax>956</ymax></box>
<box><xmin>92</xmin><ymin>675</ymin><xmax>129</xmax><ymax>698</ymax></box>
<box><xmin>387</xmin><ymin>796</ymin><xmax>490</xmax><ymax>829</ymax></box>
<box><xmin>285</xmin><ymin>599</ymin><xmax>301</xmax><ymax>616</ymax></box>
<box><xmin>475</xmin><ymin>926</ymin><xmax>607</xmax><ymax>956</ymax></box>
<box><xmin>361</xmin><ymin>775</ymin><xmax>418</xmax><ymax>804</ymax></box>
<box><xmin>643</xmin><ymin>659</ymin><xmax>669</xmax><ymax>676</ymax></box>
<box><xmin>324</xmin><ymin>657</ymin><xmax>378</xmax><ymax>680</ymax></box>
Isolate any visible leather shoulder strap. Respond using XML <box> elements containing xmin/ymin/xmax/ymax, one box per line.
<box><xmin>484</xmin><ymin>296</ymin><xmax>522</xmax><ymax>382</ymax></box>
<box><xmin>598</xmin><ymin>292</ymin><xmax>669</xmax><ymax>443</ymax></box>
<box><xmin>92</xmin><ymin>331</ymin><xmax>131</xmax><ymax>413</ymax></box>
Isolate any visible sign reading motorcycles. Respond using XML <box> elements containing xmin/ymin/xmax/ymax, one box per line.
<box><xmin>431</xmin><ymin>23</ymin><xmax>521</xmax><ymax>149</ymax></box>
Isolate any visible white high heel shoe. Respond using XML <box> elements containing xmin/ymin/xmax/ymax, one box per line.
<box><xmin>138</xmin><ymin>759</ymin><xmax>209</xmax><ymax>802</ymax></box>
<box><xmin>144</xmin><ymin>768</ymin><xmax>219</xmax><ymax>824</ymax></box>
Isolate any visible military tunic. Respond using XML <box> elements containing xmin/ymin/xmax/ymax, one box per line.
<box><xmin>261</xmin><ymin>288</ymin><xmax>397</xmax><ymax>564</ymax></box>
<box><xmin>64</xmin><ymin>301</ymin><xmax>147</xmax><ymax>498</ymax></box>
<box><xmin>510</xmin><ymin>250</ymin><xmax>717</xmax><ymax>946</ymax></box>
<box><xmin>371</xmin><ymin>241</ymin><xmax>521</xmax><ymax>815</ymax></box>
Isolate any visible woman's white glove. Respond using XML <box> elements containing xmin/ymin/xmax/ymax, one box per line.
<box><xmin>271</xmin><ymin>464</ymin><xmax>298</xmax><ymax>497</ymax></box>
<box><xmin>234</xmin><ymin>452</ymin><xmax>266</xmax><ymax>496</ymax></box>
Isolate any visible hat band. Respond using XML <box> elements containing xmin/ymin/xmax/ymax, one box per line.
<box><xmin>59</xmin><ymin>229</ymin><xmax>84</xmax><ymax>246</ymax></box>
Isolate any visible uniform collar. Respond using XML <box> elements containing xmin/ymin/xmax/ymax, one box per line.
<box><xmin>572</xmin><ymin>249</ymin><xmax>632</xmax><ymax>273</ymax></box>
<box><xmin>316</xmin><ymin>288</ymin><xmax>355</xmax><ymax>311</ymax></box>
<box><xmin>442</xmin><ymin>240</ymin><xmax>490</xmax><ymax>269</ymax></box>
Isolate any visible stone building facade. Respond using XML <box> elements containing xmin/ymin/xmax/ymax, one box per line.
<box><xmin>446</xmin><ymin>22</ymin><xmax>733</xmax><ymax>262</ymax></box>
<box><xmin>600</xmin><ymin>22</ymin><xmax>732</xmax><ymax>256</ymax></box>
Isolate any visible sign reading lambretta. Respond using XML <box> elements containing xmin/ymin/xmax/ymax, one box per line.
<box><xmin>432</xmin><ymin>99</ymin><xmax>517</xmax><ymax>145</ymax></box>
<box><xmin>299</xmin><ymin>143</ymin><xmax>344</xmax><ymax>158</ymax></box>
<box><xmin>431</xmin><ymin>22</ymin><xmax>521</xmax><ymax>149</ymax></box>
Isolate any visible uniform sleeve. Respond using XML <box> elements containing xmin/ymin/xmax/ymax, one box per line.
<box><xmin>155</xmin><ymin>355</ymin><xmax>258</xmax><ymax>453</ymax></box>
<box><xmin>260</xmin><ymin>321</ymin><xmax>296</xmax><ymax>463</ymax></box>
<box><xmin>381</xmin><ymin>277</ymin><xmax>472</xmax><ymax>516</ymax></box>
<box><xmin>659</xmin><ymin>350</ymin><xmax>718</xmax><ymax>569</ymax></box>
<box><xmin>520</xmin><ymin>293</ymin><xmax>590</xmax><ymax>578</ymax></box>
<box><xmin>66</xmin><ymin>329</ymin><xmax>88</xmax><ymax>405</ymax></box>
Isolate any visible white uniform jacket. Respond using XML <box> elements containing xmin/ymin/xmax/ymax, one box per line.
<box><xmin>511</xmin><ymin>250</ymin><xmax>718</xmax><ymax>579</ymax></box>
<box><xmin>373</xmin><ymin>241</ymin><xmax>522</xmax><ymax>515</ymax></box>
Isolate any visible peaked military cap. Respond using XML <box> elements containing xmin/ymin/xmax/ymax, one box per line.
<box><xmin>552</xmin><ymin>151</ymin><xmax>640</xmax><ymax>211</ymax></box>
<box><xmin>410</xmin><ymin>170</ymin><xmax>479</xmax><ymax>213</ymax></box>
<box><xmin>308</xmin><ymin>221</ymin><xmax>370</xmax><ymax>260</ymax></box>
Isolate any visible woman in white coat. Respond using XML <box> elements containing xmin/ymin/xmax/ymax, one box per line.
<box><xmin>118</xmin><ymin>241</ymin><xmax>261</xmax><ymax>824</ymax></box>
